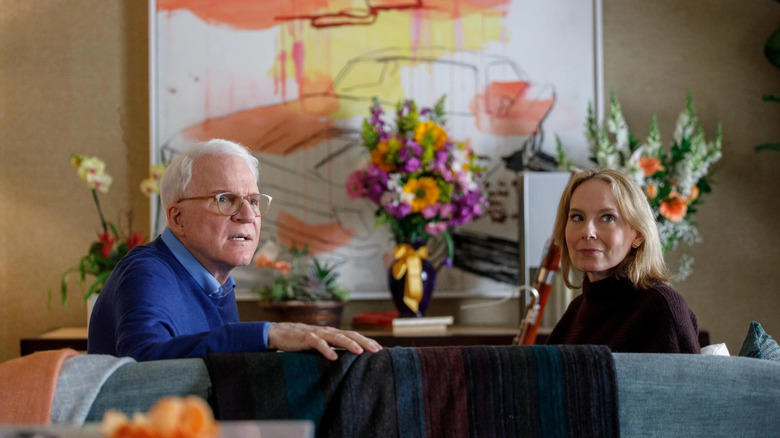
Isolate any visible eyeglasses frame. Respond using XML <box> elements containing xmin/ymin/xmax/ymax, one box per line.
<box><xmin>177</xmin><ymin>192</ymin><xmax>273</xmax><ymax>217</ymax></box>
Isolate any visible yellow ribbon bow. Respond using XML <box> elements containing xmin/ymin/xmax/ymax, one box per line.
<box><xmin>392</xmin><ymin>243</ymin><xmax>429</xmax><ymax>313</ymax></box>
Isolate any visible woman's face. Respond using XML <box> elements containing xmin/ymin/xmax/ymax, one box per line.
<box><xmin>565</xmin><ymin>179</ymin><xmax>643</xmax><ymax>282</ymax></box>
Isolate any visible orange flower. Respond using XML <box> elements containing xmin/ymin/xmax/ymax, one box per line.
<box><xmin>273</xmin><ymin>260</ymin><xmax>293</xmax><ymax>275</ymax></box>
<box><xmin>101</xmin><ymin>396</ymin><xmax>219</xmax><ymax>438</ymax></box>
<box><xmin>639</xmin><ymin>157</ymin><xmax>665</xmax><ymax>177</ymax></box>
<box><xmin>645</xmin><ymin>183</ymin><xmax>658</xmax><ymax>200</ymax></box>
<box><xmin>687</xmin><ymin>185</ymin><xmax>700</xmax><ymax>204</ymax></box>
<box><xmin>659</xmin><ymin>192</ymin><xmax>688</xmax><ymax>222</ymax></box>
<box><xmin>414</xmin><ymin>121</ymin><xmax>448</xmax><ymax>150</ymax></box>
<box><xmin>371</xmin><ymin>140</ymin><xmax>395</xmax><ymax>173</ymax></box>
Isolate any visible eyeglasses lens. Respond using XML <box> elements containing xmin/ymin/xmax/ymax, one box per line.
<box><xmin>216</xmin><ymin>193</ymin><xmax>270</xmax><ymax>217</ymax></box>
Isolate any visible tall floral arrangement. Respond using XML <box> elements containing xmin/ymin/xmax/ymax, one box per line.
<box><xmin>53</xmin><ymin>154</ymin><xmax>146</xmax><ymax>305</ymax></box>
<box><xmin>346</xmin><ymin>96</ymin><xmax>487</xmax><ymax>262</ymax></box>
<box><xmin>557</xmin><ymin>91</ymin><xmax>722</xmax><ymax>280</ymax></box>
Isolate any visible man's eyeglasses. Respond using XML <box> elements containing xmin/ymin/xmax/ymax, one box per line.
<box><xmin>177</xmin><ymin>192</ymin><xmax>272</xmax><ymax>217</ymax></box>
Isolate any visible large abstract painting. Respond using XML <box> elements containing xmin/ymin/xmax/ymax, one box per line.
<box><xmin>150</xmin><ymin>0</ymin><xmax>603</xmax><ymax>298</ymax></box>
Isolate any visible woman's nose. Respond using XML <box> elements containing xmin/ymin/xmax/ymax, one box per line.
<box><xmin>582</xmin><ymin>222</ymin><xmax>596</xmax><ymax>239</ymax></box>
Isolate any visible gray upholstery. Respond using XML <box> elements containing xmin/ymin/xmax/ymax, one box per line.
<box><xmin>72</xmin><ymin>352</ymin><xmax>780</xmax><ymax>436</ymax></box>
<box><xmin>84</xmin><ymin>358</ymin><xmax>210</xmax><ymax>423</ymax></box>
<box><xmin>615</xmin><ymin>353</ymin><xmax>780</xmax><ymax>437</ymax></box>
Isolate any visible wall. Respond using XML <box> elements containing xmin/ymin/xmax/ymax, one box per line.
<box><xmin>0</xmin><ymin>1</ymin><xmax>149</xmax><ymax>362</ymax></box>
<box><xmin>1</xmin><ymin>0</ymin><xmax>778</xmax><ymax>362</ymax></box>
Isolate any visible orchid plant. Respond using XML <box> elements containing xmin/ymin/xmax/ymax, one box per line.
<box><xmin>53</xmin><ymin>154</ymin><xmax>145</xmax><ymax>305</ymax></box>
<box><xmin>140</xmin><ymin>162</ymin><xmax>167</xmax><ymax>237</ymax></box>
<box><xmin>557</xmin><ymin>91</ymin><xmax>723</xmax><ymax>280</ymax></box>
<box><xmin>346</xmin><ymin>96</ymin><xmax>487</xmax><ymax>263</ymax></box>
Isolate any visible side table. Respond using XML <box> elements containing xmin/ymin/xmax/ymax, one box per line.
<box><xmin>20</xmin><ymin>327</ymin><xmax>88</xmax><ymax>356</ymax></box>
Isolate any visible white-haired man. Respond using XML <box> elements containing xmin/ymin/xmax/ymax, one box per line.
<box><xmin>88</xmin><ymin>139</ymin><xmax>381</xmax><ymax>361</ymax></box>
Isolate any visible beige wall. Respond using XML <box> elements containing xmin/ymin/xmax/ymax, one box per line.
<box><xmin>1</xmin><ymin>1</ymin><xmax>778</xmax><ymax>362</ymax></box>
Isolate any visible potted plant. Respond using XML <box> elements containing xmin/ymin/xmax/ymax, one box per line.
<box><xmin>252</xmin><ymin>241</ymin><xmax>349</xmax><ymax>327</ymax></box>
<box><xmin>52</xmin><ymin>154</ymin><xmax>146</xmax><ymax>312</ymax></box>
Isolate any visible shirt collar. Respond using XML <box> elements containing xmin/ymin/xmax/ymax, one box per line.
<box><xmin>161</xmin><ymin>227</ymin><xmax>235</xmax><ymax>298</ymax></box>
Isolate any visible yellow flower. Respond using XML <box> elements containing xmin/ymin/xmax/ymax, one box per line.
<box><xmin>77</xmin><ymin>156</ymin><xmax>107</xmax><ymax>182</ymax></box>
<box><xmin>140</xmin><ymin>177</ymin><xmax>158</xmax><ymax>196</ymax></box>
<box><xmin>371</xmin><ymin>140</ymin><xmax>395</xmax><ymax>173</ymax></box>
<box><xmin>403</xmin><ymin>177</ymin><xmax>441</xmax><ymax>212</ymax></box>
<box><xmin>86</xmin><ymin>171</ymin><xmax>113</xmax><ymax>193</ymax></box>
<box><xmin>414</xmin><ymin>121</ymin><xmax>448</xmax><ymax>150</ymax></box>
<box><xmin>150</xmin><ymin>164</ymin><xmax>166</xmax><ymax>181</ymax></box>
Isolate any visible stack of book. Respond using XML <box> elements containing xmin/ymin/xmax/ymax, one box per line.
<box><xmin>351</xmin><ymin>311</ymin><xmax>454</xmax><ymax>334</ymax></box>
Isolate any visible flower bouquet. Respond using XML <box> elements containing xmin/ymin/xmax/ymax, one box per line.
<box><xmin>557</xmin><ymin>91</ymin><xmax>722</xmax><ymax>280</ymax></box>
<box><xmin>346</xmin><ymin>96</ymin><xmax>487</xmax><ymax>315</ymax></box>
<box><xmin>52</xmin><ymin>154</ymin><xmax>145</xmax><ymax>305</ymax></box>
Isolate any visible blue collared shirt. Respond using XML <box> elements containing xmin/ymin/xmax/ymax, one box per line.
<box><xmin>161</xmin><ymin>227</ymin><xmax>235</xmax><ymax>299</ymax></box>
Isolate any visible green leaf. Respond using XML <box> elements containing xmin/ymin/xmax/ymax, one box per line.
<box><xmin>756</xmin><ymin>143</ymin><xmax>780</xmax><ymax>152</ymax></box>
<box><xmin>764</xmin><ymin>26</ymin><xmax>780</xmax><ymax>69</ymax></box>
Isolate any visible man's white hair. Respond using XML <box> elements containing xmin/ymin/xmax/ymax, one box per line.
<box><xmin>159</xmin><ymin>139</ymin><xmax>259</xmax><ymax>209</ymax></box>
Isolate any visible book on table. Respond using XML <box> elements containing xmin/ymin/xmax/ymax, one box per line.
<box><xmin>351</xmin><ymin>311</ymin><xmax>454</xmax><ymax>334</ymax></box>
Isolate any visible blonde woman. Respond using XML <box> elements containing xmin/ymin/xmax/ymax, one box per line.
<box><xmin>545</xmin><ymin>168</ymin><xmax>700</xmax><ymax>353</ymax></box>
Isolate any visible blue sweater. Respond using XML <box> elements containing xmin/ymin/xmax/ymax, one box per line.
<box><xmin>87</xmin><ymin>235</ymin><xmax>273</xmax><ymax>361</ymax></box>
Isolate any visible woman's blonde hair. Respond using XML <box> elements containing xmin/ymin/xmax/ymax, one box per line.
<box><xmin>552</xmin><ymin>168</ymin><xmax>669</xmax><ymax>289</ymax></box>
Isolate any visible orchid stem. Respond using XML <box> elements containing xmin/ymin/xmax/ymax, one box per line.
<box><xmin>92</xmin><ymin>189</ymin><xmax>108</xmax><ymax>234</ymax></box>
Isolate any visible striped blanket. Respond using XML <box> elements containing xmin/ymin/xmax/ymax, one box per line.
<box><xmin>204</xmin><ymin>345</ymin><xmax>618</xmax><ymax>437</ymax></box>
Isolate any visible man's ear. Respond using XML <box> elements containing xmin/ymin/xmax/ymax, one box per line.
<box><xmin>167</xmin><ymin>204</ymin><xmax>185</xmax><ymax>235</ymax></box>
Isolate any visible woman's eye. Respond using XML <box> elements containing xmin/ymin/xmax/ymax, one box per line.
<box><xmin>569</xmin><ymin>214</ymin><xmax>583</xmax><ymax>222</ymax></box>
<box><xmin>602</xmin><ymin>214</ymin><xmax>615</xmax><ymax>222</ymax></box>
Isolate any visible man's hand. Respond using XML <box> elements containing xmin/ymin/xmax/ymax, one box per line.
<box><xmin>267</xmin><ymin>323</ymin><xmax>383</xmax><ymax>361</ymax></box>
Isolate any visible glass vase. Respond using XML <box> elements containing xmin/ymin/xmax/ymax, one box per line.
<box><xmin>386</xmin><ymin>239</ymin><xmax>436</xmax><ymax>317</ymax></box>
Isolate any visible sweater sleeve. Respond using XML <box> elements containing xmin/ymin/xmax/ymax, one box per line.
<box><xmin>92</xmin><ymin>253</ymin><xmax>273</xmax><ymax>361</ymax></box>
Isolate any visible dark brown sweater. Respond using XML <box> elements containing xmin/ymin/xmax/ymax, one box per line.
<box><xmin>546</xmin><ymin>276</ymin><xmax>701</xmax><ymax>353</ymax></box>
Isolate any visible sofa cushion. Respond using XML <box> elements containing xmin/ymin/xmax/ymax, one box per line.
<box><xmin>700</xmin><ymin>343</ymin><xmax>730</xmax><ymax>356</ymax></box>
<box><xmin>738</xmin><ymin>321</ymin><xmax>780</xmax><ymax>361</ymax></box>
<box><xmin>614</xmin><ymin>353</ymin><xmax>780</xmax><ymax>436</ymax></box>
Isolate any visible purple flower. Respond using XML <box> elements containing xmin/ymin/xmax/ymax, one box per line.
<box><xmin>448</xmin><ymin>190</ymin><xmax>485</xmax><ymax>226</ymax></box>
<box><xmin>407</xmin><ymin>139</ymin><xmax>422</xmax><ymax>156</ymax></box>
<box><xmin>402</xmin><ymin>157</ymin><xmax>422</xmax><ymax>173</ymax></box>
<box><xmin>362</xmin><ymin>166</ymin><xmax>389</xmax><ymax>204</ymax></box>
<box><xmin>384</xmin><ymin>200</ymin><xmax>412</xmax><ymax>219</ymax></box>
<box><xmin>421</xmin><ymin>204</ymin><xmax>439</xmax><ymax>219</ymax></box>
<box><xmin>424</xmin><ymin>221</ymin><xmax>448</xmax><ymax>235</ymax></box>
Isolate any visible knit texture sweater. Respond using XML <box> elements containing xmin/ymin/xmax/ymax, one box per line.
<box><xmin>88</xmin><ymin>236</ymin><xmax>272</xmax><ymax>361</ymax></box>
<box><xmin>546</xmin><ymin>276</ymin><xmax>701</xmax><ymax>353</ymax></box>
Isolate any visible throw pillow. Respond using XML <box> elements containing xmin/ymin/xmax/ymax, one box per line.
<box><xmin>701</xmin><ymin>343</ymin><xmax>730</xmax><ymax>356</ymax></box>
<box><xmin>738</xmin><ymin>321</ymin><xmax>780</xmax><ymax>361</ymax></box>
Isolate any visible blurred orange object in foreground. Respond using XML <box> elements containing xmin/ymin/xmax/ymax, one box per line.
<box><xmin>100</xmin><ymin>396</ymin><xmax>219</xmax><ymax>438</ymax></box>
